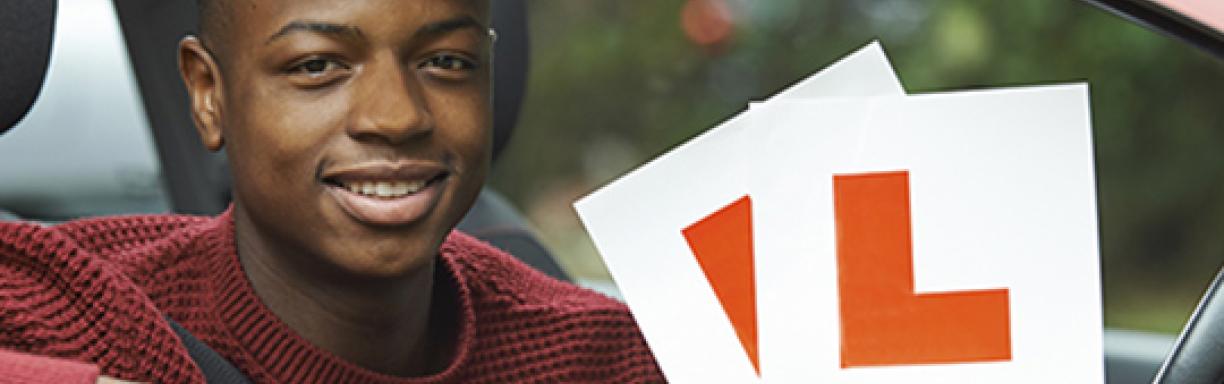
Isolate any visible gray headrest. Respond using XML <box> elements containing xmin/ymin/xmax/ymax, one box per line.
<box><xmin>491</xmin><ymin>0</ymin><xmax>528</xmax><ymax>161</ymax></box>
<box><xmin>0</xmin><ymin>0</ymin><xmax>56</xmax><ymax>134</ymax></box>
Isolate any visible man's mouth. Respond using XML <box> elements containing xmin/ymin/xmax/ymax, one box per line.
<box><xmin>327</xmin><ymin>176</ymin><xmax>444</xmax><ymax>199</ymax></box>
<box><xmin>320</xmin><ymin>161</ymin><xmax>451</xmax><ymax>226</ymax></box>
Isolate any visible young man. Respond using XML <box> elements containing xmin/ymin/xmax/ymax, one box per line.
<box><xmin>0</xmin><ymin>0</ymin><xmax>664</xmax><ymax>382</ymax></box>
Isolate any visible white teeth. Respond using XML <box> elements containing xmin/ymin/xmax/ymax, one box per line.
<box><xmin>341</xmin><ymin>180</ymin><xmax>429</xmax><ymax>198</ymax></box>
<box><xmin>404</xmin><ymin>181</ymin><xmax>426</xmax><ymax>193</ymax></box>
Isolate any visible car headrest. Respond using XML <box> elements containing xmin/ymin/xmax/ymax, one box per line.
<box><xmin>0</xmin><ymin>0</ymin><xmax>57</xmax><ymax>135</ymax></box>
<box><xmin>491</xmin><ymin>0</ymin><xmax>528</xmax><ymax>161</ymax></box>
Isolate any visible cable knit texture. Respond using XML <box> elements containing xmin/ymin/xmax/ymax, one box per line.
<box><xmin>0</xmin><ymin>208</ymin><xmax>664</xmax><ymax>383</ymax></box>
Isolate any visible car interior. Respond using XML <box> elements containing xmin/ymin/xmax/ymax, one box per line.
<box><xmin>0</xmin><ymin>0</ymin><xmax>1221</xmax><ymax>383</ymax></box>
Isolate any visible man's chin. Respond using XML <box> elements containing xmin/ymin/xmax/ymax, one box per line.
<box><xmin>319</xmin><ymin>239</ymin><xmax>441</xmax><ymax>281</ymax></box>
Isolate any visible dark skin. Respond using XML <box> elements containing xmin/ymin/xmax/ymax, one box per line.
<box><xmin>178</xmin><ymin>0</ymin><xmax>492</xmax><ymax>377</ymax></box>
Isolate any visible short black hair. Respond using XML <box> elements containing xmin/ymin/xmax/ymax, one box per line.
<box><xmin>195</xmin><ymin>0</ymin><xmax>230</xmax><ymax>49</ymax></box>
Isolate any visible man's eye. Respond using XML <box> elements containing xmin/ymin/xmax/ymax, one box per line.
<box><xmin>283</xmin><ymin>57</ymin><xmax>351</xmax><ymax>87</ymax></box>
<box><xmin>287</xmin><ymin>58</ymin><xmax>348</xmax><ymax>76</ymax></box>
<box><xmin>419</xmin><ymin>54</ymin><xmax>478</xmax><ymax>79</ymax></box>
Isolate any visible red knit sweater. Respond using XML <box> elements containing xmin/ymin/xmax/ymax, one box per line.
<box><xmin>0</xmin><ymin>209</ymin><xmax>664</xmax><ymax>383</ymax></box>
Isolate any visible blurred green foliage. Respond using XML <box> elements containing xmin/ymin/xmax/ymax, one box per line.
<box><xmin>490</xmin><ymin>0</ymin><xmax>1224</xmax><ymax>334</ymax></box>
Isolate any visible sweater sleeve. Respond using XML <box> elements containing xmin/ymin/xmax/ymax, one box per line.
<box><xmin>0</xmin><ymin>222</ymin><xmax>204</xmax><ymax>383</ymax></box>
<box><xmin>0</xmin><ymin>348</ymin><xmax>98</xmax><ymax>384</ymax></box>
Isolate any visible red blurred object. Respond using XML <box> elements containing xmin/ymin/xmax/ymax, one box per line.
<box><xmin>682</xmin><ymin>0</ymin><xmax>735</xmax><ymax>51</ymax></box>
<box><xmin>1149</xmin><ymin>0</ymin><xmax>1224</xmax><ymax>33</ymax></box>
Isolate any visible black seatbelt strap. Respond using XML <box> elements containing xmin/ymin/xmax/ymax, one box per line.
<box><xmin>165</xmin><ymin>317</ymin><xmax>254</xmax><ymax>384</ymax></box>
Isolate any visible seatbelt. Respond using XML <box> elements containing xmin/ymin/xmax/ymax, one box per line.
<box><xmin>165</xmin><ymin>318</ymin><xmax>254</xmax><ymax>384</ymax></box>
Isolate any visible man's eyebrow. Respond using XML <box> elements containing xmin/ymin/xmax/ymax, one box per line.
<box><xmin>415</xmin><ymin>16</ymin><xmax>488</xmax><ymax>39</ymax></box>
<box><xmin>266</xmin><ymin>21</ymin><xmax>364</xmax><ymax>45</ymax></box>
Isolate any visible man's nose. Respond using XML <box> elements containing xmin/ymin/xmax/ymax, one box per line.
<box><xmin>346</xmin><ymin>53</ymin><xmax>433</xmax><ymax>144</ymax></box>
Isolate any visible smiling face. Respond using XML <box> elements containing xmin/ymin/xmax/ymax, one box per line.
<box><xmin>181</xmin><ymin>0</ymin><xmax>492</xmax><ymax>278</ymax></box>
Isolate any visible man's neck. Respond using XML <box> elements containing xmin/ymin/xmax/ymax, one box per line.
<box><xmin>233</xmin><ymin>214</ymin><xmax>444</xmax><ymax>377</ymax></box>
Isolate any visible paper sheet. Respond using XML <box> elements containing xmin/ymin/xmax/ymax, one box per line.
<box><xmin>751</xmin><ymin>85</ymin><xmax>1101</xmax><ymax>382</ymax></box>
<box><xmin>574</xmin><ymin>41</ymin><xmax>905</xmax><ymax>383</ymax></box>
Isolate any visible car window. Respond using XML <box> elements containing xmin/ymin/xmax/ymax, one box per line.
<box><xmin>492</xmin><ymin>0</ymin><xmax>1224</xmax><ymax>335</ymax></box>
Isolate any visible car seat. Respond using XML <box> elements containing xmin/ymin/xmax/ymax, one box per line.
<box><xmin>0</xmin><ymin>0</ymin><xmax>54</xmax><ymax>136</ymax></box>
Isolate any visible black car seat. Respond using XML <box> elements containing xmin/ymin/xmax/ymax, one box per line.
<box><xmin>109</xmin><ymin>0</ymin><xmax>568</xmax><ymax>281</ymax></box>
<box><xmin>0</xmin><ymin>0</ymin><xmax>54</xmax><ymax>135</ymax></box>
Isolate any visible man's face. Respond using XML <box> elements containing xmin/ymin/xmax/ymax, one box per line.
<box><xmin>190</xmin><ymin>0</ymin><xmax>492</xmax><ymax>277</ymax></box>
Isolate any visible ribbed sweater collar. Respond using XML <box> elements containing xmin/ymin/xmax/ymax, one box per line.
<box><xmin>193</xmin><ymin>207</ymin><xmax>477</xmax><ymax>383</ymax></box>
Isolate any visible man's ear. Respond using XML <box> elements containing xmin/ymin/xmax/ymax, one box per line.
<box><xmin>178</xmin><ymin>36</ymin><xmax>225</xmax><ymax>152</ymax></box>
